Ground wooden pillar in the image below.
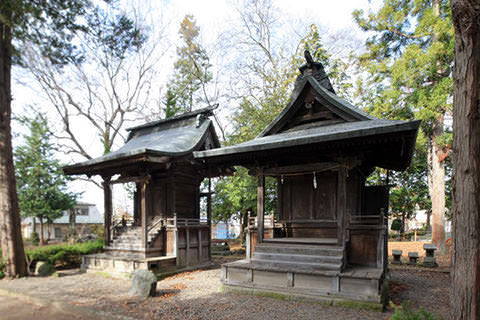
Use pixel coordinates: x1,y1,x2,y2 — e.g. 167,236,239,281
141,181,148,251
133,183,140,226
257,170,265,244
103,177,112,246
336,167,347,247
207,177,212,259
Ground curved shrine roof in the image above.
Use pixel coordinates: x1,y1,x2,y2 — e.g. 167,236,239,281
64,107,220,175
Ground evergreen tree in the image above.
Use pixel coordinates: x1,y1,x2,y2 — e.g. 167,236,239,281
450,0,480,317
0,0,93,277
165,14,211,116
353,0,454,250
0,0,129,276
163,87,181,119
15,115,77,245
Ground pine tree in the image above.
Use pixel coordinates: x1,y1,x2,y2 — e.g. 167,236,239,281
165,15,212,116
353,0,454,250
15,115,77,245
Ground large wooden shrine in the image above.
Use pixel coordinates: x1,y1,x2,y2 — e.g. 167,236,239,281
194,54,420,304
64,107,227,277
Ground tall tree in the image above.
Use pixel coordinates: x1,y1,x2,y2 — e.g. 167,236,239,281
450,0,480,318
0,0,93,277
353,0,454,250
15,115,77,245
22,4,152,161
165,14,212,116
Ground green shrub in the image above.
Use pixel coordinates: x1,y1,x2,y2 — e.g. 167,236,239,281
390,301,439,320
31,232,40,246
0,258,5,279
26,239,104,268
391,219,402,231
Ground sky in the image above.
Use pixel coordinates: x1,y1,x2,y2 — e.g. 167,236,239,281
12,0,381,214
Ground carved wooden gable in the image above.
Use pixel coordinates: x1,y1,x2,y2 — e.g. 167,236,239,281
260,79,373,136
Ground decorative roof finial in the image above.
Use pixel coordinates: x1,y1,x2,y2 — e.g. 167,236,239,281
304,50,314,67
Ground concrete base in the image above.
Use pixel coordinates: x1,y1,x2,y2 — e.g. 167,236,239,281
221,259,385,304
81,253,177,278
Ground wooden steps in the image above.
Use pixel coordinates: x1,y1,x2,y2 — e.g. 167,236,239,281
252,242,343,272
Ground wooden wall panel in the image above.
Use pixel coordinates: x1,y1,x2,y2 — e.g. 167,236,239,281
313,172,337,220
175,182,198,218
291,176,311,220
151,181,167,218
280,172,338,223
348,231,378,267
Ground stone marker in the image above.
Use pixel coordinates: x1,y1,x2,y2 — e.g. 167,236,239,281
408,252,419,265
392,250,403,264
423,243,438,267
35,261,56,277
129,270,157,297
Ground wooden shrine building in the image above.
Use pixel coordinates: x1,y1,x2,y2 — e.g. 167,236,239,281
194,54,420,304
64,107,228,277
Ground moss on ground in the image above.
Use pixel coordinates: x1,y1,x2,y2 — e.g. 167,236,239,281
222,285,383,312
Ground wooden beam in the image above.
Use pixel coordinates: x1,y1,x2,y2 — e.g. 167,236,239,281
263,162,340,176
110,174,151,185
257,170,265,244
103,177,112,246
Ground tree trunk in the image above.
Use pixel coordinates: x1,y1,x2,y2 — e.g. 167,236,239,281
428,0,447,253
430,117,446,252
426,209,432,233
450,1,480,319
39,218,45,245
401,212,406,240
0,11,27,277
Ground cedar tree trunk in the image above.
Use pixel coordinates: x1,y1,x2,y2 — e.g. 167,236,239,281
0,13,27,277
431,116,446,251
430,0,447,252
450,1,480,318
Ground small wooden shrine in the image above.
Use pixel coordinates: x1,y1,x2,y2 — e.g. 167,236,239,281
194,54,420,304
64,107,228,277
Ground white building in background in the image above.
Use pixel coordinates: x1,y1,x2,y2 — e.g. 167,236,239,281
388,209,451,234
22,202,103,241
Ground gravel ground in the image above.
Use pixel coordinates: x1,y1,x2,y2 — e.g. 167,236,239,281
0,255,450,320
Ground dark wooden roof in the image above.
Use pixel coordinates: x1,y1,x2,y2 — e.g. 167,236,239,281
64,107,220,176
194,63,420,171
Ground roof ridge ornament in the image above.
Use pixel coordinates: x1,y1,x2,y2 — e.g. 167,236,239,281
298,50,335,94
304,50,314,67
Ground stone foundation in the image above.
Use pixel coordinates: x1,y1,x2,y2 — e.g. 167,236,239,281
221,259,385,304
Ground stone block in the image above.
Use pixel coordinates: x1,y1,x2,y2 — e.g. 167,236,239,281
129,270,157,297
35,261,56,277
392,250,402,264
408,252,419,265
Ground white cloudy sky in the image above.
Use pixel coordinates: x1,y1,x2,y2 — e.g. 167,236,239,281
12,0,381,213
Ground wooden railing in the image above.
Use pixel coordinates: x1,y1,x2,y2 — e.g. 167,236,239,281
348,209,386,229
155,214,208,229
248,213,275,228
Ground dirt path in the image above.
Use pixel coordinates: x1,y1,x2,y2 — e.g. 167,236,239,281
0,256,449,320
